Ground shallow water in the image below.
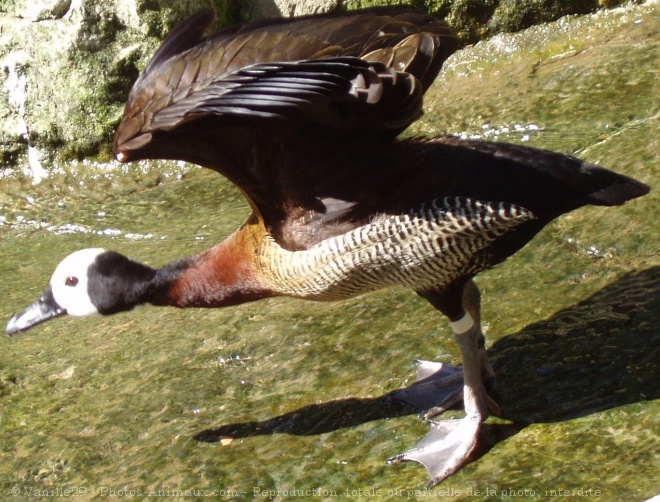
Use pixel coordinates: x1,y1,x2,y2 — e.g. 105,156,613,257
1,3,659,501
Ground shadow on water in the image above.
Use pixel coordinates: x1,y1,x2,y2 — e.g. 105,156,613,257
195,266,659,452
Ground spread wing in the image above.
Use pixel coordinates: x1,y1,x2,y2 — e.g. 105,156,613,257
116,56,414,152
113,7,459,247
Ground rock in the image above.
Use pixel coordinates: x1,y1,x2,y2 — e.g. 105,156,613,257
241,0,339,20
0,0,240,171
8,0,72,22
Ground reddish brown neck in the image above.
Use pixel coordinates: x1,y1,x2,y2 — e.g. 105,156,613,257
154,220,273,309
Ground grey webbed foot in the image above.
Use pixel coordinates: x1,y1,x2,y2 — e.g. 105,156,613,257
386,360,464,417
387,415,482,488
385,357,495,487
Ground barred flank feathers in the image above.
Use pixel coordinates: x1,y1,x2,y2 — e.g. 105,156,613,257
257,197,536,300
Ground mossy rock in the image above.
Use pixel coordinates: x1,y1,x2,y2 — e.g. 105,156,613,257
0,0,240,168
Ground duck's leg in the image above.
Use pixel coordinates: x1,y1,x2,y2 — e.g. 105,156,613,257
388,280,500,487
387,280,497,416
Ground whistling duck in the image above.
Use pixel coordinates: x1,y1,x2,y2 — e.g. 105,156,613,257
7,7,648,487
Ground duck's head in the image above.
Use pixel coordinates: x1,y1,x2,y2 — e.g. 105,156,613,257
6,248,156,335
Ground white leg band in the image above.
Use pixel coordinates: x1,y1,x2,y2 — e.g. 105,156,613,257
449,312,474,334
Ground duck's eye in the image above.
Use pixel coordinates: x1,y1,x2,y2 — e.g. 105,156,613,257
65,276,79,287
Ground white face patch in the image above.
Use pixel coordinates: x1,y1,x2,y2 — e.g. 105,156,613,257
50,248,106,317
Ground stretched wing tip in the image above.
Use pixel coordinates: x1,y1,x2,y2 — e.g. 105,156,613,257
143,8,217,76
115,150,130,163
113,132,153,161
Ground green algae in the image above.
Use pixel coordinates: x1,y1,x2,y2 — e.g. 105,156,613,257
1,3,658,501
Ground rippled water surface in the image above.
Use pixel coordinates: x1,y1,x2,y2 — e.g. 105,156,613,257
1,3,658,501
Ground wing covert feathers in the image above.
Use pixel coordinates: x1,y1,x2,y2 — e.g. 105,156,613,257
114,7,458,159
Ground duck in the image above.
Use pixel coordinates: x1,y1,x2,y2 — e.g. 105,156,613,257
6,6,649,487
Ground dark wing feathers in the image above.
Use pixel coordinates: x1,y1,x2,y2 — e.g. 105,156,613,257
115,7,457,143
141,58,407,132
432,137,651,207
113,7,459,247
115,7,457,153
